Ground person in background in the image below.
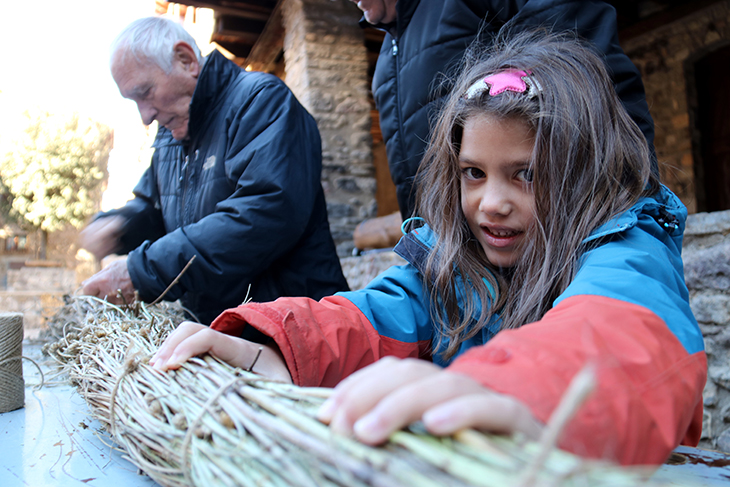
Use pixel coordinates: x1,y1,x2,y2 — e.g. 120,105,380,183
351,0,658,245
80,17,349,326
150,32,706,465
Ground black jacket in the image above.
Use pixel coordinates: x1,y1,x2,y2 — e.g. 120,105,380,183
367,0,657,219
103,50,349,324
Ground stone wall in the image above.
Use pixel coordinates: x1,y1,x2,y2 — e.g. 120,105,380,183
340,249,405,291
281,0,376,256
0,265,76,337
0,291,66,338
6,266,76,292
0,224,87,267
683,209,730,451
622,1,730,213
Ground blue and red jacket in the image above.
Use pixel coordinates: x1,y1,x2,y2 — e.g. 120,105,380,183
212,185,706,465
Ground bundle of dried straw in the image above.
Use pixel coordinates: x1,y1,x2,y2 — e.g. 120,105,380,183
44,295,678,487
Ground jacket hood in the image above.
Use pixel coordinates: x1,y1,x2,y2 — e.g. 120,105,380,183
585,185,686,248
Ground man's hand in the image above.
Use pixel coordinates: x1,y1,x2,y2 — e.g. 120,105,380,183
150,322,292,383
316,356,543,445
79,215,125,261
81,258,136,305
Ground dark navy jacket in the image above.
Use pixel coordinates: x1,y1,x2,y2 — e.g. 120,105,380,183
366,0,657,218
101,50,349,324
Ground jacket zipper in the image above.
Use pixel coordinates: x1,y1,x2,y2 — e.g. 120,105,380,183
180,150,190,225
391,36,407,167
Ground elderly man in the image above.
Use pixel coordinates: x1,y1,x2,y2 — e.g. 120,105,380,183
81,17,349,325
354,0,658,222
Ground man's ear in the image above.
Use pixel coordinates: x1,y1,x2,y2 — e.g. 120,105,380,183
173,41,200,77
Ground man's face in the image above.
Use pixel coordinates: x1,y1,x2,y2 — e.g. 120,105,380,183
351,0,397,25
111,42,199,140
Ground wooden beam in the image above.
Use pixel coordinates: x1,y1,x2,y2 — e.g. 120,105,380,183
212,31,260,45
174,0,275,21
244,0,285,72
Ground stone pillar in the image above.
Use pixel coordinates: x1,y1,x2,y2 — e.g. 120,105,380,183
281,0,375,256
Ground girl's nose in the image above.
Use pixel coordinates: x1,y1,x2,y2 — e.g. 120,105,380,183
478,182,512,216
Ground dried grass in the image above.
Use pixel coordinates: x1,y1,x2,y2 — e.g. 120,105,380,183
44,295,678,487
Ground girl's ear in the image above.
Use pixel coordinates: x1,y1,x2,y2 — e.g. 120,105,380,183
173,41,200,77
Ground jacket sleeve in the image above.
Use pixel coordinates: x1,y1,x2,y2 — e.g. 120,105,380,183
93,162,167,255
447,209,706,465
211,263,433,387
126,78,325,304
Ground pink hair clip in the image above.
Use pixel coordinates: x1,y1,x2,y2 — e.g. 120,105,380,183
464,69,542,99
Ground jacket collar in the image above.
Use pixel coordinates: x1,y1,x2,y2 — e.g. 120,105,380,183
395,0,419,35
187,49,238,142
585,185,686,243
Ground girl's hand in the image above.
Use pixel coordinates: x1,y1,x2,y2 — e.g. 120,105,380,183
149,321,292,383
317,356,542,444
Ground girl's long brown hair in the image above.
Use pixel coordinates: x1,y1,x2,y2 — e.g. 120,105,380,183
415,31,660,361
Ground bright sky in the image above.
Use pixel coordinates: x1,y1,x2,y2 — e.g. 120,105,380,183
0,0,214,210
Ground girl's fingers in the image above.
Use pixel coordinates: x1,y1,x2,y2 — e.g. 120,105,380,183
323,355,403,402
162,328,244,370
150,321,206,368
316,356,399,422
318,357,441,436
319,359,543,445
349,371,488,444
422,392,543,440
157,327,265,372
150,323,293,383
151,322,247,370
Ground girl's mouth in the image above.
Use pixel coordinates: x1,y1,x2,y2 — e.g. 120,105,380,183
481,225,522,248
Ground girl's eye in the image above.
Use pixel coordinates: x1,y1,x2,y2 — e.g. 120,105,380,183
462,167,485,180
516,168,533,183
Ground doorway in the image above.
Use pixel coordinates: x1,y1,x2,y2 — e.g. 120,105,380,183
692,44,730,212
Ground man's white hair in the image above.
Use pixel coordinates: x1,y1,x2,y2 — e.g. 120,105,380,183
110,16,202,72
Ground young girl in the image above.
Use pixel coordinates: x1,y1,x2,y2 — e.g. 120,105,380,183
151,32,706,466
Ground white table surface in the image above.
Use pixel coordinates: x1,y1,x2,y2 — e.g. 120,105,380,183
0,339,159,487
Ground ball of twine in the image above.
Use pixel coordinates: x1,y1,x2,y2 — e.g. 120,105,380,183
0,312,24,413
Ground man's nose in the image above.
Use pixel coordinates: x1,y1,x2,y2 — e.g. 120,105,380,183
137,103,157,126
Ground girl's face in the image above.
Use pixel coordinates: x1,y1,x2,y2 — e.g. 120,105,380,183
459,114,536,268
